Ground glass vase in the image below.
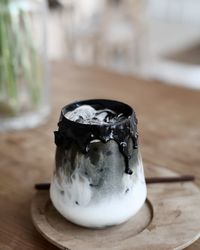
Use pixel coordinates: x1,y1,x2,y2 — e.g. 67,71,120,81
0,0,50,131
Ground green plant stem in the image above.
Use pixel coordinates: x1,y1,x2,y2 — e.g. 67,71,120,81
20,9,43,107
0,1,18,114
0,0,44,117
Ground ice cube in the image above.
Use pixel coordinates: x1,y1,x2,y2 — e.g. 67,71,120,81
65,105,96,123
64,105,123,125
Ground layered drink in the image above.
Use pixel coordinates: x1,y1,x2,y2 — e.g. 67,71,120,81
50,99,147,228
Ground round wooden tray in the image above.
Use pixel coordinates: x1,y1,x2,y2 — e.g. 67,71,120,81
31,166,200,250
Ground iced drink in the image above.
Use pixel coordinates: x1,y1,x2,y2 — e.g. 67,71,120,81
50,99,147,228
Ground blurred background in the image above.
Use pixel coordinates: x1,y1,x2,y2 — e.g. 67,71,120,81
0,0,200,130
48,0,200,88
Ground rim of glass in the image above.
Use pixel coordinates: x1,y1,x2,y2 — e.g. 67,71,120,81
59,99,135,128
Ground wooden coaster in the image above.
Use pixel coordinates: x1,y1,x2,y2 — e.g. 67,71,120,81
31,166,200,250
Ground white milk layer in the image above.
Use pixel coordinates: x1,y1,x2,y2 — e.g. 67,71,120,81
50,165,147,228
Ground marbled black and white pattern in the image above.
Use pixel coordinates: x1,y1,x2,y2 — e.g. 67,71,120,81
50,99,147,228
50,140,146,228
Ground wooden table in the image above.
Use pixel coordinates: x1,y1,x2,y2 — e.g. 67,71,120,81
0,61,200,250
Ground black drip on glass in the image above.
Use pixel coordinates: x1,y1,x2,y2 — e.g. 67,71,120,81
54,99,138,175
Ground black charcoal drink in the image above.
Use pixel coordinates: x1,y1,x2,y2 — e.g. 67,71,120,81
50,99,147,228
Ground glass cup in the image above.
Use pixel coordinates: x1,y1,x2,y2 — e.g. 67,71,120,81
0,0,50,131
50,99,147,228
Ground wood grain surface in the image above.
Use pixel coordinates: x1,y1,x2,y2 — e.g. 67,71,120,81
0,61,200,250
31,166,200,250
